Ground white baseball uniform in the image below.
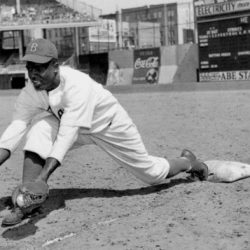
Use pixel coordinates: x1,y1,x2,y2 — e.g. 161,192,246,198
0,66,169,185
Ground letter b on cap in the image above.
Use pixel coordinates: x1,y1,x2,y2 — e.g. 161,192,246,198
30,43,38,52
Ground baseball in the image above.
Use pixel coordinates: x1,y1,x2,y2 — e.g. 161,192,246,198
16,194,25,207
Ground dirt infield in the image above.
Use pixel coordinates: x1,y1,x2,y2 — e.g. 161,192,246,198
0,86,250,250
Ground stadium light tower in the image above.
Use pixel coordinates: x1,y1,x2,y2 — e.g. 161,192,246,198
16,0,24,60
16,0,21,14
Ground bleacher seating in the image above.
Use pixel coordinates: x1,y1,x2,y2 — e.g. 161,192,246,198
0,53,10,65
0,50,23,66
0,0,97,26
0,0,101,78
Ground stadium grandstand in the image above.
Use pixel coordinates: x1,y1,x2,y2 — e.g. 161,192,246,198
0,0,101,89
0,0,100,27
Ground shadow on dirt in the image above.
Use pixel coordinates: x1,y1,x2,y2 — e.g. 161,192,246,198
1,178,193,240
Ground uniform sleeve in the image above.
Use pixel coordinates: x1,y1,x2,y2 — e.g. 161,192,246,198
0,86,44,152
48,125,79,163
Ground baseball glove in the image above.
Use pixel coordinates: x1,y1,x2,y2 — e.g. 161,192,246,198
12,180,49,212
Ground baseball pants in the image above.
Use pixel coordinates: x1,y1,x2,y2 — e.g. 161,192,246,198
24,106,170,185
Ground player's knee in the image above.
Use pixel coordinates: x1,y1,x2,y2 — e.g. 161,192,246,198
140,174,165,185
137,157,169,185
27,115,58,140
132,168,167,185
24,115,59,159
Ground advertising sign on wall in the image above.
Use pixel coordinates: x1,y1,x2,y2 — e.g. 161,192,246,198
133,48,160,84
199,70,250,81
195,0,250,17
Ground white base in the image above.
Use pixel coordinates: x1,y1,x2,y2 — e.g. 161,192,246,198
204,160,250,183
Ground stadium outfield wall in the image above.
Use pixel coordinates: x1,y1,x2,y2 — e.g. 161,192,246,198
106,44,199,85
106,50,134,86
0,44,198,89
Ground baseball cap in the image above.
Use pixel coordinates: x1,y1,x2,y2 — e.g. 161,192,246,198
22,38,58,64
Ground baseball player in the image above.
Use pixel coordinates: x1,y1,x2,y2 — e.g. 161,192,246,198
0,38,208,226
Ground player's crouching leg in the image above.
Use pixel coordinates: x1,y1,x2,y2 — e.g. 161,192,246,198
124,156,170,185
24,114,59,159
2,115,59,227
135,149,208,185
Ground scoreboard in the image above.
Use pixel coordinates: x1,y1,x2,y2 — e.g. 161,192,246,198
195,0,250,81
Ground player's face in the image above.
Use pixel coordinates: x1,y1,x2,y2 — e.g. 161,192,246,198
26,60,59,91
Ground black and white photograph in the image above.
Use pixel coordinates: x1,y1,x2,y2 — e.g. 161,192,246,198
0,0,250,249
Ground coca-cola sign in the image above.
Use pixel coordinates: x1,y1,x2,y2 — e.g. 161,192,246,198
133,48,160,84
134,57,159,70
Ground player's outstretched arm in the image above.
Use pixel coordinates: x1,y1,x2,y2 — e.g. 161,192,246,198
0,148,11,165
36,157,61,182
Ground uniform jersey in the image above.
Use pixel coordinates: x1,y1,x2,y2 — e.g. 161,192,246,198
0,66,119,162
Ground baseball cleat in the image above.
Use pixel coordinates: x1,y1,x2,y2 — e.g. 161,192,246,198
181,149,208,181
2,207,24,227
181,149,197,162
